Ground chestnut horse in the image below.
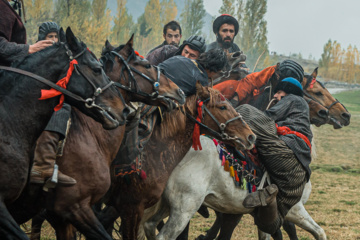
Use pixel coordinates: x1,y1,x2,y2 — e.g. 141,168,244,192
0,27,131,240
102,82,256,240
8,36,185,240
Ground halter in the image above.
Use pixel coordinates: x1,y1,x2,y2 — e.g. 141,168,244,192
0,43,119,112
303,78,347,111
110,51,161,99
186,97,243,143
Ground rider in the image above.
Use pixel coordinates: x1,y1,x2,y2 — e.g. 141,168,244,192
146,35,206,65
237,75,312,234
206,14,241,53
29,22,76,188
146,20,182,56
0,0,54,66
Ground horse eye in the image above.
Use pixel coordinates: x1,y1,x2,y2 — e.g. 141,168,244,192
145,64,151,69
220,106,227,110
93,68,102,74
315,92,323,96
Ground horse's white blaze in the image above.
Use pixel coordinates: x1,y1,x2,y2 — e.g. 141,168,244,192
143,136,326,240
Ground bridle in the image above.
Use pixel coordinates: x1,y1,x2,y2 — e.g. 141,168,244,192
302,78,347,111
109,51,161,99
186,97,243,141
0,43,120,111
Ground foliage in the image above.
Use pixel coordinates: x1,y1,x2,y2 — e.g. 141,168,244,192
110,0,134,47
179,0,206,40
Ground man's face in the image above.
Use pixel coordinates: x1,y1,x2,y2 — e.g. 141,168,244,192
181,45,200,60
45,32,59,43
163,28,181,46
274,90,287,101
217,23,235,49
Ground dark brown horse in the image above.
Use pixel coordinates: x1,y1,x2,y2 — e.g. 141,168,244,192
0,27,131,240
8,36,185,240
103,82,256,240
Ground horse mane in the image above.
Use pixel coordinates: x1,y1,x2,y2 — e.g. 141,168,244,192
154,87,222,139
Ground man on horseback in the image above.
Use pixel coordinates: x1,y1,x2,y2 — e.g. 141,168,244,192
236,62,312,235
146,35,206,65
29,22,76,188
146,20,182,56
206,14,241,53
0,0,54,66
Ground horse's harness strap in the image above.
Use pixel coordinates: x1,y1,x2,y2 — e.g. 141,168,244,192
0,66,87,103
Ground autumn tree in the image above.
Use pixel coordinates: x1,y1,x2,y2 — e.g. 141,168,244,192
111,0,134,46
319,39,333,73
160,0,177,25
219,0,235,16
179,0,206,40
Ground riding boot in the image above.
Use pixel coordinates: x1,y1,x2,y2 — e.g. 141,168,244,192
243,184,278,208
254,198,283,235
30,131,77,186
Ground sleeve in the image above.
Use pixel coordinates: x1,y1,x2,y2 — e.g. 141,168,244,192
264,97,294,122
0,37,29,62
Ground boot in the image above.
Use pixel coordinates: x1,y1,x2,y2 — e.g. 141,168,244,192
243,184,278,208
254,198,283,235
30,131,76,186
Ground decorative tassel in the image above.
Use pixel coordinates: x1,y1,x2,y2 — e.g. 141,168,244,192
192,100,203,151
234,170,239,182
230,166,235,177
213,138,218,146
224,160,230,171
247,182,252,193
242,178,247,190
252,184,256,193
219,149,223,160
221,155,225,166
140,170,147,180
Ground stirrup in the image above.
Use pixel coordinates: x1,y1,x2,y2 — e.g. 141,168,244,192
43,164,59,192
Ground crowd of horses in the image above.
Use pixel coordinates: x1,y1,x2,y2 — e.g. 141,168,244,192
0,27,351,240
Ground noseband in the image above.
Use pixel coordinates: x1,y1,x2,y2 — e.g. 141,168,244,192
110,51,161,99
186,98,243,141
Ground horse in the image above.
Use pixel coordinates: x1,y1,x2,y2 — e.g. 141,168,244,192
98,81,256,240
143,69,349,240
8,35,185,240
0,27,132,240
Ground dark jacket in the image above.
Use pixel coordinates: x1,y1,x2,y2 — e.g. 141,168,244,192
206,41,240,53
265,94,313,176
146,45,178,66
146,41,168,56
0,0,29,66
158,56,208,96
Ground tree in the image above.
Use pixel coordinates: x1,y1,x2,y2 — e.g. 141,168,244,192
161,0,178,25
179,0,206,40
319,39,333,73
111,0,134,46
219,0,235,16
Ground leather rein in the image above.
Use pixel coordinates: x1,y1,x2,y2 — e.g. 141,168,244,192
185,98,243,141
0,43,116,111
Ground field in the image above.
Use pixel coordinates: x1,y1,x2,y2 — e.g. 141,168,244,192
22,90,360,239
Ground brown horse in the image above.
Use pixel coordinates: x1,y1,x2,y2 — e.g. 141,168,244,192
9,36,185,240
104,82,256,240
0,27,131,240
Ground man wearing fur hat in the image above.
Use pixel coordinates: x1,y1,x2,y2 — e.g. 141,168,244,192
206,14,241,53
236,76,312,235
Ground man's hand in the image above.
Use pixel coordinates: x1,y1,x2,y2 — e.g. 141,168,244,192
28,40,54,54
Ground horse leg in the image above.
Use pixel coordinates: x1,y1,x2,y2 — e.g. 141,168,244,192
285,202,327,240
96,205,120,236
0,200,29,239
257,228,271,240
30,209,47,240
282,220,299,240
144,200,169,240
196,211,223,240
118,204,145,240
216,213,243,240
270,228,283,240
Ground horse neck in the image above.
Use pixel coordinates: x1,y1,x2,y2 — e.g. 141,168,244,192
0,46,70,146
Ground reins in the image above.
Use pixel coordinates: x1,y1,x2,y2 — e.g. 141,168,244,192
0,43,117,111
109,51,161,99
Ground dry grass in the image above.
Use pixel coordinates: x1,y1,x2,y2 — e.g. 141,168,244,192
22,90,360,239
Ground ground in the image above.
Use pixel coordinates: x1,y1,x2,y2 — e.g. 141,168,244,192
22,90,360,240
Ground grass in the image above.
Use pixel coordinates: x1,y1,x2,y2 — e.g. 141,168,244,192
23,90,360,239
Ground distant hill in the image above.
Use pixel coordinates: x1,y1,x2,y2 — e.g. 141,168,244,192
106,0,215,43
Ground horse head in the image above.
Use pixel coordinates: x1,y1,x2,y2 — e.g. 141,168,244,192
302,68,351,129
60,27,130,129
304,95,329,127
194,81,256,150
100,35,185,111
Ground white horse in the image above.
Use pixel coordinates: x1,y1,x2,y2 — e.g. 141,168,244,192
143,136,327,240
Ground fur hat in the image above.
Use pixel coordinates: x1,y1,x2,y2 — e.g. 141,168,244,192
38,22,59,41
213,14,239,36
274,77,303,97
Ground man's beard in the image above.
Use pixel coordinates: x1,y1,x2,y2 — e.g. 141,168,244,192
169,41,179,47
217,35,233,49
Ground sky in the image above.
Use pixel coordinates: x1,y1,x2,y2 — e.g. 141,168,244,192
203,0,360,60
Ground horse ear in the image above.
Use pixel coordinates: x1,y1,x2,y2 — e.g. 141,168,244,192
121,33,135,57
311,67,318,79
66,27,79,52
126,34,134,48
196,81,209,100
59,27,66,43
105,40,114,51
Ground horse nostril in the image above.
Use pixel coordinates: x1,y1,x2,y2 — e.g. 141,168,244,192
122,106,130,118
247,134,256,144
318,109,329,118
341,112,351,121
232,51,241,58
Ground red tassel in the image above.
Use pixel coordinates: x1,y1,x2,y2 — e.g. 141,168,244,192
221,155,225,166
252,184,256,192
192,100,204,151
234,170,239,182
140,170,147,180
